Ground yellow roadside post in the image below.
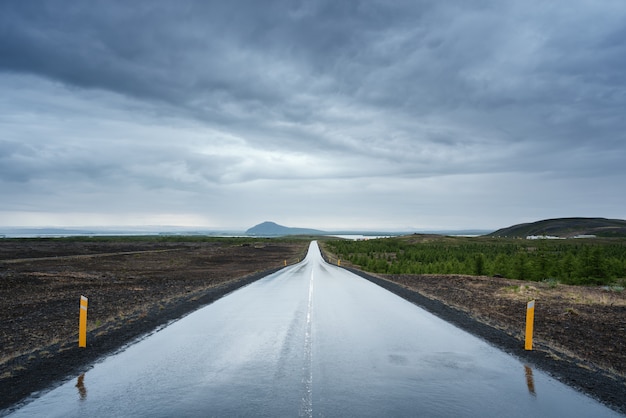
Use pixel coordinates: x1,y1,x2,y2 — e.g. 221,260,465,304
525,300,535,350
284,259,287,266
79,295,88,348
338,259,341,266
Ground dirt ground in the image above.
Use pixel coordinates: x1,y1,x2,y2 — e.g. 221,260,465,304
0,238,308,411
2,238,626,414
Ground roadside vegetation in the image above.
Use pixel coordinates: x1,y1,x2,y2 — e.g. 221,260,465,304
324,235,626,286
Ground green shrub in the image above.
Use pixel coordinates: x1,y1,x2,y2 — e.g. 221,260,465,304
325,235,626,286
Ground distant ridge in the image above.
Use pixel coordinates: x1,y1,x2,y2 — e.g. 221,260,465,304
488,217,626,238
246,221,326,236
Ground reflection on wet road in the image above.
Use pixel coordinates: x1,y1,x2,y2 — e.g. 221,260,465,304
5,241,623,417
75,374,87,401
525,365,536,396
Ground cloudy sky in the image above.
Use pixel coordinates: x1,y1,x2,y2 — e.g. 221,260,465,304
1,1,625,231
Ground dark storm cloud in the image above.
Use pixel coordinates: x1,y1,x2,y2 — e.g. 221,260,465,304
0,2,476,125
3,1,625,154
1,0,625,228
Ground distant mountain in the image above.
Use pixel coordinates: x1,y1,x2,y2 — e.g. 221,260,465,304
246,221,326,236
488,217,626,238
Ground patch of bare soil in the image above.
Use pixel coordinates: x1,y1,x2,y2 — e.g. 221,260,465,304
340,266,626,415
0,239,308,411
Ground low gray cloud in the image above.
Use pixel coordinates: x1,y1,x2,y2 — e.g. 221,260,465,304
1,0,625,229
